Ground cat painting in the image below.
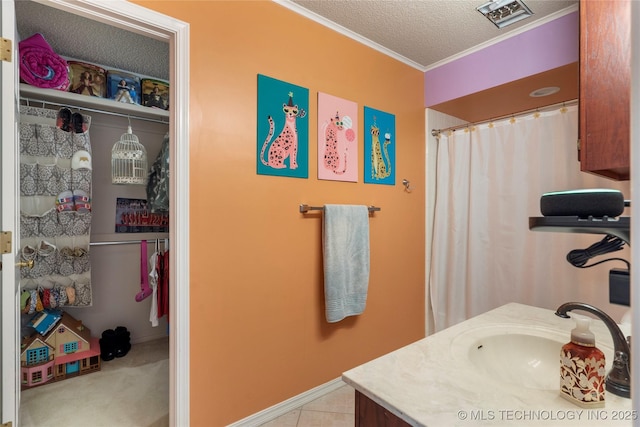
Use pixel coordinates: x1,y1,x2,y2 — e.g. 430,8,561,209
257,74,309,178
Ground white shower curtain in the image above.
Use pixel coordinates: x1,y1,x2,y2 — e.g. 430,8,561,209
429,105,630,332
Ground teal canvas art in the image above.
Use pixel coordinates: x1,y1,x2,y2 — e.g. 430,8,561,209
364,106,395,185
257,74,309,178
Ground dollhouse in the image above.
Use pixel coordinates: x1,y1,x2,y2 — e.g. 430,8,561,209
20,310,101,389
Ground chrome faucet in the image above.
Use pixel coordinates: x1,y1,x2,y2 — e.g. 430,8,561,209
555,302,631,398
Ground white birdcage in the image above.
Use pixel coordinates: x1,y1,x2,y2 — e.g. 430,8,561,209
111,125,148,185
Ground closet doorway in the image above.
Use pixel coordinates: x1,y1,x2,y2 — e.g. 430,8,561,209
2,1,190,426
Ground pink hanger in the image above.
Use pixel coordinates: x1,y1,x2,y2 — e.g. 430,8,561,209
135,240,153,302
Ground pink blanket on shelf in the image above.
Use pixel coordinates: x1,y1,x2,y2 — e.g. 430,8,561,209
19,33,69,90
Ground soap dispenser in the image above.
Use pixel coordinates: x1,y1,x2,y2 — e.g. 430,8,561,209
560,313,606,407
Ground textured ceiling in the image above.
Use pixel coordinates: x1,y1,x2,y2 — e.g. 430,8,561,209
289,0,578,70
287,0,580,122
15,1,577,81
15,1,169,81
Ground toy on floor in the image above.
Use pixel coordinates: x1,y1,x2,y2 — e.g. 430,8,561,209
21,310,101,389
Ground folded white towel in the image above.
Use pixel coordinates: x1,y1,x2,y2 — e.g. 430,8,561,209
323,204,370,323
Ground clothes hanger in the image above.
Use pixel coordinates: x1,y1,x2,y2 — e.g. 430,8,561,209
135,240,153,302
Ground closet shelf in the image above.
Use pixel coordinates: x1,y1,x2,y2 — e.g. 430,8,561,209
20,84,170,121
528,216,630,244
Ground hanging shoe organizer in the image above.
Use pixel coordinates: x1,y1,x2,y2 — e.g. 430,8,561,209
19,105,93,311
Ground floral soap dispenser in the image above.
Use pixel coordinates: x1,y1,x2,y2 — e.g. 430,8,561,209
560,313,606,407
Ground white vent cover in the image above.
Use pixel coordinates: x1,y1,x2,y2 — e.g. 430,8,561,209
111,125,148,185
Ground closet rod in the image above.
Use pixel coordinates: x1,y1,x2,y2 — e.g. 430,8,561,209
90,240,167,247
20,96,169,125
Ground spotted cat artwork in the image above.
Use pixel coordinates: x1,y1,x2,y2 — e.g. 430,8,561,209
256,74,309,178
260,92,306,170
316,92,358,182
370,123,391,179
364,106,395,185
322,112,348,175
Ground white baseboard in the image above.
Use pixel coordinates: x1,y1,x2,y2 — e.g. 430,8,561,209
227,377,346,427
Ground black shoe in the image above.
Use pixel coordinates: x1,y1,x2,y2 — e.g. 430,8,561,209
99,329,116,361
71,112,86,133
56,108,72,132
114,326,131,358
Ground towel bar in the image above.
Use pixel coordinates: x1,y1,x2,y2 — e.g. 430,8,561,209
299,204,381,213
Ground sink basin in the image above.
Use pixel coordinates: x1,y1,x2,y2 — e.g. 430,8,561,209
450,324,613,390
468,333,562,389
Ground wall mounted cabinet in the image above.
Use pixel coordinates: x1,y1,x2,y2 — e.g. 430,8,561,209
578,0,630,180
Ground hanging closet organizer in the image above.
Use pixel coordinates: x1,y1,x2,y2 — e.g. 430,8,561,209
18,105,94,308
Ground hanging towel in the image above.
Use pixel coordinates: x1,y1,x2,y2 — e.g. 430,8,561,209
323,204,370,323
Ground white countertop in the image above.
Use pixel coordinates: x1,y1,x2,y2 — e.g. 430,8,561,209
342,303,634,426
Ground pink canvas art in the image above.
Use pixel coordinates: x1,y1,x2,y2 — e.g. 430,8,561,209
317,92,358,182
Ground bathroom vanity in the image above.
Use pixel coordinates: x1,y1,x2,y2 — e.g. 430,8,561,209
342,303,633,426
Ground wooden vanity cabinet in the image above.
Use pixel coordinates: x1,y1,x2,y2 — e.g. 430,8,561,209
355,390,412,427
578,0,630,180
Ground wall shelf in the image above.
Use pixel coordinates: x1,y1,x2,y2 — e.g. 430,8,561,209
529,216,630,244
20,84,169,122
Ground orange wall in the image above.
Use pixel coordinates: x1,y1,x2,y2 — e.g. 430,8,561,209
132,1,426,425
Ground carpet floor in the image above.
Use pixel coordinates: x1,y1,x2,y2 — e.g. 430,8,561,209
20,337,169,427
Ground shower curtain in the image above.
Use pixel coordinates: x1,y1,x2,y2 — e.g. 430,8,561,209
429,105,630,332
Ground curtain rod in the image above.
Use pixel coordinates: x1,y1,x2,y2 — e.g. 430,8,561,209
20,96,170,125
431,99,578,137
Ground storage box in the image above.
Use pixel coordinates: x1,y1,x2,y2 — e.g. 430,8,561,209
141,78,169,110
67,61,107,98
107,70,141,105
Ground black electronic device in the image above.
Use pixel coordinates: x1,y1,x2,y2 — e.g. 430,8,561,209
540,189,624,218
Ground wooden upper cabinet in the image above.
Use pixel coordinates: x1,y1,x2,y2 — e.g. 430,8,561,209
579,0,631,180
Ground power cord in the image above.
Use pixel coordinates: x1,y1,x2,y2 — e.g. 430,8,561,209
566,234,630,270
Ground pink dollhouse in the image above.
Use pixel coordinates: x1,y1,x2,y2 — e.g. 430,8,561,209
20,311,101,389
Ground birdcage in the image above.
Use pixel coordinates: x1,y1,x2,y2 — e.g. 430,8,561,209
111,125,148,185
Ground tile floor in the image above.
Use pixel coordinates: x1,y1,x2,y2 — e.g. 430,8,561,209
259,383,355,427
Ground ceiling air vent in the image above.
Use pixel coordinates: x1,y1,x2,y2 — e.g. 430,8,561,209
477,0,534,29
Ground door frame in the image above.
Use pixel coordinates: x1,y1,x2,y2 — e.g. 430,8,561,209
1,0,20,424
25,1,190,425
